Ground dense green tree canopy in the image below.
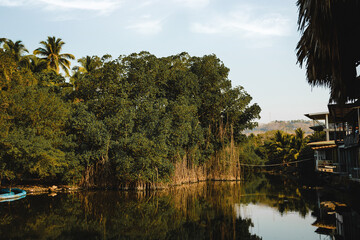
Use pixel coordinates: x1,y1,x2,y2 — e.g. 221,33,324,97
0,39,261,187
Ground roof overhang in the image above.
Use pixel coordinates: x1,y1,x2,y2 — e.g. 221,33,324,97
304,112,329,121
308,140,337,149
328,100,360,122
309,125,325,131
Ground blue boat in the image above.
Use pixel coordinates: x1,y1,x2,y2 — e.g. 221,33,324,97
0,188,27,203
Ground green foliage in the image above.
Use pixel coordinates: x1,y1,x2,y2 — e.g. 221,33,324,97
35,70,66,87
0,41,261,186
34,36,75,76
26,55,48,74
0,86,71,180
1,39,29,64
243,128,310,168
73,55,102,74
239,134,267,165
0,49,37,91
263,128,308,165
307,130,326,142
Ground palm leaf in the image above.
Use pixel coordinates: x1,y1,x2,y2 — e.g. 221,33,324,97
34,36,75,76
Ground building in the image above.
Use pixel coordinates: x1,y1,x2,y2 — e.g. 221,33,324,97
305,101,360,180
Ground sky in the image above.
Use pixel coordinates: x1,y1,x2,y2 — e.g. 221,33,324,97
0,0,330,123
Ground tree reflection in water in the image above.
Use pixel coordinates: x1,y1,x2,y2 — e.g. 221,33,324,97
0,174,356,239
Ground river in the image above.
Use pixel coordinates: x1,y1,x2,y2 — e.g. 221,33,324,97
0,174,359,239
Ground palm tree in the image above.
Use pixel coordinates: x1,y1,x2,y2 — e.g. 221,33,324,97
34,36,75,76
73,55,102,74
296,0,360,104
266,129,307,165
1,39,29,62
266,131,291,165
27,55,48,74
71,55,102,86
292,128,306,150
0,38,6,48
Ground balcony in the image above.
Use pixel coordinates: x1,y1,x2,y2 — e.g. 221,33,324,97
344,133,359,147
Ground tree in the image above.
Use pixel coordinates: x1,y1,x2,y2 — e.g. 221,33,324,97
27,55,47,74
1,47,261,187
0,86,71,181
0,38,5,47
73,55,102,74
1,39,29,67
0,49,37,91
264,129,307,165
296,0,360,104
71,55,103,87
34,36,75,76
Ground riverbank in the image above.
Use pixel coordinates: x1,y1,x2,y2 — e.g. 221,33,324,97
5,166,360,196
8,185,82,195
8,178,240,194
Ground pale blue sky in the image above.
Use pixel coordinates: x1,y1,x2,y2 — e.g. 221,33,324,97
0,0,330,123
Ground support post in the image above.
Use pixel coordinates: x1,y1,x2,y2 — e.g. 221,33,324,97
325,114,330,141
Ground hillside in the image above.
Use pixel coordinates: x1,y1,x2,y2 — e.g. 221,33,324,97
245,120,314,135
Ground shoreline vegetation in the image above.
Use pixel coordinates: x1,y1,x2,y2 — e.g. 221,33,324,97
1,36,317,190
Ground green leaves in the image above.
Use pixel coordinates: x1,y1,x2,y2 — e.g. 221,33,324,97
264,128,308,165
1,39,28,63
34,36,75,76
69,52,261,185
0,86,70,180
0,49,260,186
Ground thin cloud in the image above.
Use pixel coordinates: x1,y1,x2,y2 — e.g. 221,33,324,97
137,0,158,8
0,0,122,14
191,9,290,38
0,0,25,7
127,16,163,35
173,0,209,8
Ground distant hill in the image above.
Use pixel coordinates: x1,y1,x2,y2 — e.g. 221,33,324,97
245,120,314,135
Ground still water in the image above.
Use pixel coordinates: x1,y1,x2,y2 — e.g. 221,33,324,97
0,174,359,239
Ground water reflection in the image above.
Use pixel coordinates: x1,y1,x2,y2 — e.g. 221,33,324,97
0,174,359,239
312,188,360,240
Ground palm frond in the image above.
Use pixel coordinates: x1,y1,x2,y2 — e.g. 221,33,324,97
296,0,360,103
34,36,74,75
60,53,75,60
